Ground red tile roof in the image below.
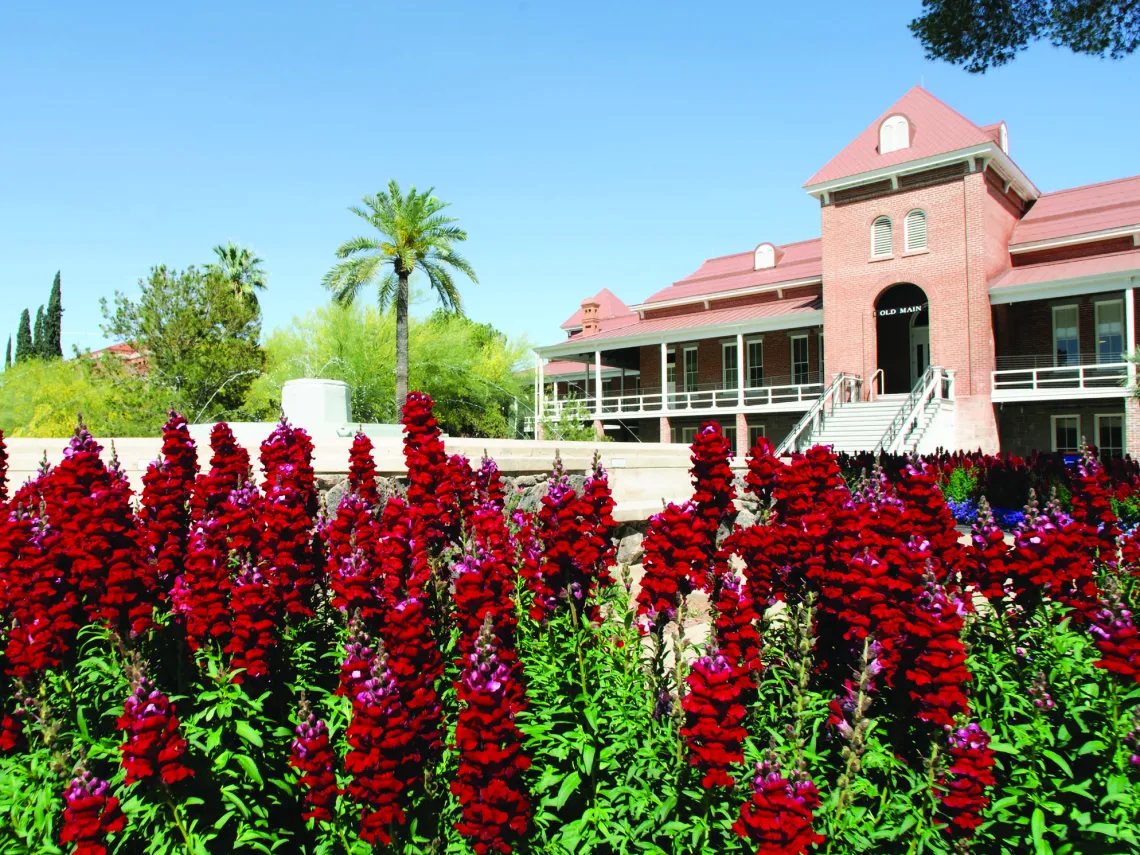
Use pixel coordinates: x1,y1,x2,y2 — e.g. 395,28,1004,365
990,247,1140,290
559,288,633,330
540,360,638,377
1009,174,1140,247
640,238,822,305
557,293,822,348
805,87,998,187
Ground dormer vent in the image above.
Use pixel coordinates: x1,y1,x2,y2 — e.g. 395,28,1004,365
754,242,782,270
879,115,910,154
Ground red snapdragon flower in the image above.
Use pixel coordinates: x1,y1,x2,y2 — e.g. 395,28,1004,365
225,562,278,681
402,392,464,551
636,501,706,630
348,430,380,504
344,642,419,845
0,428,7,503
1090,583,1140,683
689,422,736,548
936,722,996,836
60,769,126,855
744,435,784,508
902,568,971,727
452,617,531,855
117,664,193,786
453,503,518,660
291,697,340,824
172,520,232,652
713,569,763,674
382,596,444,761
258,478,318,619
894,458,962,571
959,498,1008,602
1069,444,1122,567
733,756,825,855
191,423,251,523
373,497,432,602
260,418,317,513
475,454,507,512
681,648,751,788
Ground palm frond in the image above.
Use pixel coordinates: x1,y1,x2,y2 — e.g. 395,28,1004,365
322,255,383,305
335,235,386,259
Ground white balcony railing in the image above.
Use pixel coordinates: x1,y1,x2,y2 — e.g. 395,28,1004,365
991,361,1130,402
540,380,823,422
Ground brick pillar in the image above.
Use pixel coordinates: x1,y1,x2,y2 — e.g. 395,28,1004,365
660,416,671,444
735,412,749,459
1126,397,1140,458
593,419,605,440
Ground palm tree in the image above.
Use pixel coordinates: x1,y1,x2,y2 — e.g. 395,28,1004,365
208,242,268,306
322,180,477,415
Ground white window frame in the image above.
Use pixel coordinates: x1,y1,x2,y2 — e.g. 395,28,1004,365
683,346,698,391
904,209,928,251
1094,299,1124,364
1050,414,1081,453
677,425,699,445
722,340,739,390
1095,414,1124,458
791,334,810,385
746,337,764,388
721,422,737,448
748,424,766,449
871,216,893,258
1051,304,1080,367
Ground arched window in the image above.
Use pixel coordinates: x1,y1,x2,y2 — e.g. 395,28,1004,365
879,115,910,154
754,243,776,270
904,210,928,251
871,216,893,257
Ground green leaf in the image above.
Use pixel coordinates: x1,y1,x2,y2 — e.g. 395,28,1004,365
1042,750,1072,777
1032,808,1052,855
234,754,264,787
549,771,582,810
234,720,264,748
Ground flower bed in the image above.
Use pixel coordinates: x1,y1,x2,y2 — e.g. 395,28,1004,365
0,407,1138,854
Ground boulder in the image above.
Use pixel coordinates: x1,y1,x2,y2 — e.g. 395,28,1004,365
616,531,645,565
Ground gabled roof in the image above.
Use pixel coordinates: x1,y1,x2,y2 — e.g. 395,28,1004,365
1009,174,1140,248
990,247,1140,292
805,87,999,188
559,288,633,330
638,238,823,306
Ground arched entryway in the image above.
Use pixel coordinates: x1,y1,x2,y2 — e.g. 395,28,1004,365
875,283,929,394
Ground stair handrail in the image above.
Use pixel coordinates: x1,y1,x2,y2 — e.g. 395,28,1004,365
873,366,946,456
775,372,861,456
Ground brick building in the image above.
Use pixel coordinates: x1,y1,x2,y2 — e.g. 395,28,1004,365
532,88,1140,459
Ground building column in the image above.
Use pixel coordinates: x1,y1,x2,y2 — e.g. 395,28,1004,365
660,342,668,408
594,349,603,419
1126,282,1140,457
534,355,544,440
1126,280,1136,385
660,416,671,444
736,332,745,407
735,411,749,459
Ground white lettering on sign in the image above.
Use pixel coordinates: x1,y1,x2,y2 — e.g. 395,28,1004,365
877,303,927,317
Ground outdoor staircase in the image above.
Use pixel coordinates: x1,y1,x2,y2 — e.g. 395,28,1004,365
776,367,957,455
811,395,906,453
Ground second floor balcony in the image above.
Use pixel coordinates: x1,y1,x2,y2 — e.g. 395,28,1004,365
540,372,824,421
991,354,1131,402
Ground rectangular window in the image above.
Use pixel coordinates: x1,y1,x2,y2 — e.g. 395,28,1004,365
721,423,737,448
1096,414,1123,458
666,351,676,394
722,342,739,390
791,335,810,385
675,425,699,445
1095,300,1123,363
684,346,698,391
1052,415,1080,454
1052,305,1080,367
747,339,764,387
748,424,766,449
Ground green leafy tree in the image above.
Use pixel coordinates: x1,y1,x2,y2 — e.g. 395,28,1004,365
4,336,10,370
322,181,477,414
207,242,268,306
45,271,63,358
14,309,32,362
32,305,46,358
101,265,265,420
247,300,527,436
911,0,1140,73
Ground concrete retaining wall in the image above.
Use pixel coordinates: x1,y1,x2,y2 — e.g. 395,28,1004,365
4,431,699,521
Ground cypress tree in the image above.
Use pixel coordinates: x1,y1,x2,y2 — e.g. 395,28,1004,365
46,271,63,358
32,305,46,358
4,335,10,370
15,309,32,362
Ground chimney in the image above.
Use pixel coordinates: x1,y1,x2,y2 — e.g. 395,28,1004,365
581,299,601,335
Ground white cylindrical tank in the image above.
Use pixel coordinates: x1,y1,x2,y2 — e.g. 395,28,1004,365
281,379,352,433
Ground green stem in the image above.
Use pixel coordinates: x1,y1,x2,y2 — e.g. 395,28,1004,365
165,794,195,855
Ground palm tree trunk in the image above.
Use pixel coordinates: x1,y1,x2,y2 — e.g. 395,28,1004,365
395,271,410,418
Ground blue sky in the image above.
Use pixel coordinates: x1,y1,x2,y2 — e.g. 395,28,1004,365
2,1,1138,357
